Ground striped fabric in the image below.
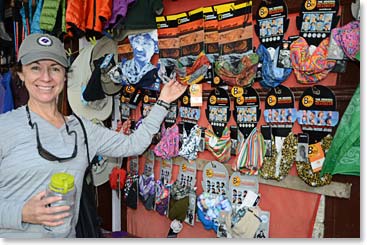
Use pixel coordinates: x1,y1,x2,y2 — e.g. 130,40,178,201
205,125,231,163
236,127,265,175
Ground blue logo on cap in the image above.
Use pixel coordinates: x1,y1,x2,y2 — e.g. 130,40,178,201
37,36,53,46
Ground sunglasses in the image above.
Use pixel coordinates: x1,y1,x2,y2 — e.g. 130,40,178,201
26,105,78,162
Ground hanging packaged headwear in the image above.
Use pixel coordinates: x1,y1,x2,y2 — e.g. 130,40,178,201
116,30,160,90
256,44,292,88
259,132,298,181
139,174,156,210
178,124,202,161
290,37,336,84
175,52,211,85
205,125,231,163
331,20,360,61
155,179,170,216
295,135,333,187
236,127,266,175
157,59,177,84
153,123,180,160
214,53,259,87
123,173,139,209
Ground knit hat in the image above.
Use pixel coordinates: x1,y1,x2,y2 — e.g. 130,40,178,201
18,33,68,67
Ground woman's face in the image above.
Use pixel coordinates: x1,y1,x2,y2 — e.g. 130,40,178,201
18,60,66,105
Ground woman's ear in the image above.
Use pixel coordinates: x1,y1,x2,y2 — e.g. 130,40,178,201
17,71,24,82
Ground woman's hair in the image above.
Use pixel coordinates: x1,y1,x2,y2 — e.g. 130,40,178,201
16,61,70,73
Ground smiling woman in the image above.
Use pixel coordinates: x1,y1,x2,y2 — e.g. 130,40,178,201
0,32,187,238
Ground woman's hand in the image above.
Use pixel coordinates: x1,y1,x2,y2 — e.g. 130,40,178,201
158,80,187,103
22,191,71,227
116,119,132,135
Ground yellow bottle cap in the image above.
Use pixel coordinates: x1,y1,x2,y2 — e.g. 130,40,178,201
49,173,75,194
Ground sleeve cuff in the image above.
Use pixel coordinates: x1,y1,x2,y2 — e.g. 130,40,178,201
0,200,28,230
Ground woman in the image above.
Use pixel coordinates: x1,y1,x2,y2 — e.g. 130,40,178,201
0,33,186,238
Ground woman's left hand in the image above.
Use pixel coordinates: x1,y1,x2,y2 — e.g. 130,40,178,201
158,80,187,103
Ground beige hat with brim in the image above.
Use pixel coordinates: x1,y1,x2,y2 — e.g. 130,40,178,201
92,156,120,187
67,42,113,121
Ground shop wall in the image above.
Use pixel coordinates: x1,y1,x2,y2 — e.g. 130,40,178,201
94,0,360,238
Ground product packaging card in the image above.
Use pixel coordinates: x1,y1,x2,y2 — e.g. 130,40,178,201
177,8,204,58
156,14,180,60
129,155,139,175
202,161,229,197
255,210,271,238
216,1,253,56
158,158,173,185
143,150,155,177
177,160,197,189
229,172,260,211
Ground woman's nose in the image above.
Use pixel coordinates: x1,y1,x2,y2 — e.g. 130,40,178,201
39,68,52,81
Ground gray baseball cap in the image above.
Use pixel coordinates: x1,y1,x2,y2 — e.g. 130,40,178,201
18,33,69,67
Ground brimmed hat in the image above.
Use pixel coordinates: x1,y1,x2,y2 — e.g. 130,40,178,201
67,40,113,121
91,36,122,95
18,33,68,67
92,156,119,186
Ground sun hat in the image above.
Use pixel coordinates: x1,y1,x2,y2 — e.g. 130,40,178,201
67,41,113,121
92,156,119,186
18,33,68,67
90,36,122,95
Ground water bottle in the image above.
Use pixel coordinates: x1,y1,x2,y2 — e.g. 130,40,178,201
44,172,76,235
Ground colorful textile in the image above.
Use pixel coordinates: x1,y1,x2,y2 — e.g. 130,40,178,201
178,124,202,161
214,53,259,87
295,135,333,187
290,37,336,84
154,123,180,159
139,174,156,210
332,20,360,61
154,180,170,216
321,85,360,176
260,132,297,181
236,127,265,175
176,52,211,85
197,192,232,231
205,125,231,163
256,44,292,88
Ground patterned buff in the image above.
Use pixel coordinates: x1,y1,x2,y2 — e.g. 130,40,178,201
178,124,202,161
295,135,333,187
236,127,265,175
120,59,156,85
256,44,292,88
259,132,297,181
157,59,177,84
332,20,360,61
321,85,360,176
139,174,156,210
154,180,170,216
154,123,180,160
205,125,232,163
175,52,211,85
196,192,232,231
290,37,336,84
214,53,259,87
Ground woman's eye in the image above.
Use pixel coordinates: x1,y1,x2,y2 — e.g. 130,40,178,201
30,66,41,71
51,67,61,72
